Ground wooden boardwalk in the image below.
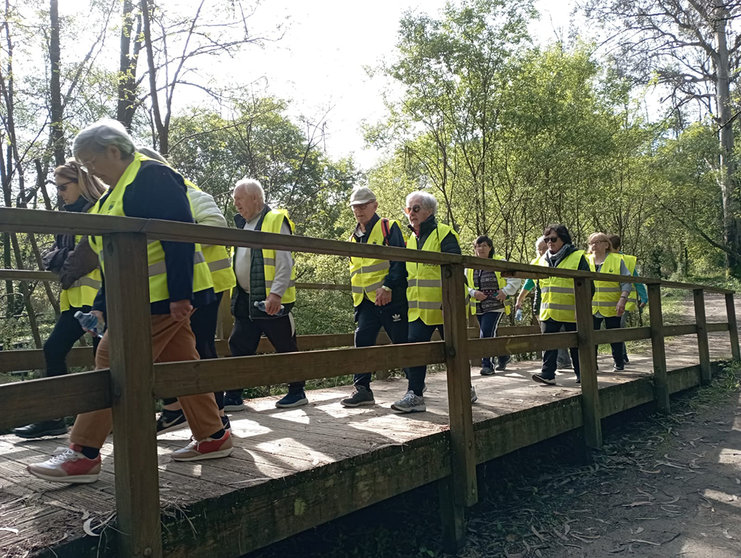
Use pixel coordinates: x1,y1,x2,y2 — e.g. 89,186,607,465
0,323,733,558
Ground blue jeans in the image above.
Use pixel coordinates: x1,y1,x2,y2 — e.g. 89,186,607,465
406,318,443,396
353,298,408,387
476,311,506,369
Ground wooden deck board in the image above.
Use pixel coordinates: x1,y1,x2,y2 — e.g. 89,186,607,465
0,325,734,558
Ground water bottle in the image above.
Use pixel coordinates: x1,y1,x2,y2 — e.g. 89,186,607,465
74,310,103,338
515,308,524,322
254,300,288,316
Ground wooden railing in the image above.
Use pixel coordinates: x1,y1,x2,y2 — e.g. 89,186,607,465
0,206,739,557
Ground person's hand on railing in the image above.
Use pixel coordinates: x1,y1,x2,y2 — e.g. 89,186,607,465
170,299,193,321
264,293,283,315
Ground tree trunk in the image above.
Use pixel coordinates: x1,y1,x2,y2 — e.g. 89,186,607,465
117,0,142,129
140,0,166,153
49,0,65,166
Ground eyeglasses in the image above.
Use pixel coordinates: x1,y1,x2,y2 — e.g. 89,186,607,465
404,205,422,215
56,181,75,192
78,155,97,172
544,236,560,243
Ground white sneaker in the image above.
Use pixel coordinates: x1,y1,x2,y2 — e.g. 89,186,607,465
391,390,426,413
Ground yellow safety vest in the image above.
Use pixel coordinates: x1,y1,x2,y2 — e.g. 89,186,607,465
620,253,639,312
466,255,510,315
88,153,213,303
407,223,459,326
185,181,236,294
259,209,297,304
349,218,398,306
587,252,624,317
537,249,585,323
60,234,101,311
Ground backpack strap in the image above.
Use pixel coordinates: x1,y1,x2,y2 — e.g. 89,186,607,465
381,218,391,246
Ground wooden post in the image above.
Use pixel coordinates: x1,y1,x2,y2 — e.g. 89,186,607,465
648,283,670,412
216,288,233,352
103,232,162,558
574,277,602,450
439,263,477,552
693,289,711,384
725,292,740,361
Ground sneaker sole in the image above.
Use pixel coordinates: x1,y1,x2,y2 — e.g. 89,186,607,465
341,399,376,408
14,428,68,439
157,420,189,436
479,370,495,376
171,447,233,462
275,398,308,409
27,469,99,484
223,404,245,412
532,374,557,386
390,404,426,413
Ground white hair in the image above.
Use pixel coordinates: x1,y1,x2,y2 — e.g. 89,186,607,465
73,118,136,158
233,177,265,204
406,190,437,214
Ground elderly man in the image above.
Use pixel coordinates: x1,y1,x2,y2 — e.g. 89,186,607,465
342,187,408,407
28,119,231,484
391,191,466,413
225,178,306,409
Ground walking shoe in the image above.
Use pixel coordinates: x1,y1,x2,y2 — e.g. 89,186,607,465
223,393,245,412
480,366,495,376
391,390,426,413
156,409,188,435
341,385,375,407
624,355,630,364
532,374,557,386
612,364,624,372
13,419,68,439
575,376,581,384
471,386,478,403
171,430,233,462
221,415,231,432
495,355,511,371
27,445,101,483
275,391,308,408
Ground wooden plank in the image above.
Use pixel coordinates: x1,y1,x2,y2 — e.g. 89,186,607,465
468,332,579,359
103,232,162,558
706,322,730,333
693,289,711,385
0,269,55,280
725,293,741,360
648,283,669,412
659,279,733,294
215,288,233,348
574,277,602,450
440,263,477,552
0,370,111,430
663,324,698,337
153,342,447,398
593,326,652,344
0,345,94,373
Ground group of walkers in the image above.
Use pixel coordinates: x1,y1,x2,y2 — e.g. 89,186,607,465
11,117,646,484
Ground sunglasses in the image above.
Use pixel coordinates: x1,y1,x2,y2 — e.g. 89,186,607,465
56,181,75,192
544,236,560,243
404,205,422,215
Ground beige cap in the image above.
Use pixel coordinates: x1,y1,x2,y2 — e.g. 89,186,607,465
349,187,376,206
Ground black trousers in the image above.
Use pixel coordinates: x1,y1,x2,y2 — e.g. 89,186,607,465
353,298,408,387
540,319,579,380
593,315,624,368
44,307,99,377
227,312,303,397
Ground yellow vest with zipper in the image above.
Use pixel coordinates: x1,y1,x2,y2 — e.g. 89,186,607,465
88,153,213,302
60,233,101,311
620,253,639,312
407,223,458,326
259,209,297,304
587,252,624,317
537,249,585,323
349,218,398,306
466,255,510,316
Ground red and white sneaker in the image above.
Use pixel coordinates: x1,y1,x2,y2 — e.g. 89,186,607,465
171,430,233,462
27,445,101,484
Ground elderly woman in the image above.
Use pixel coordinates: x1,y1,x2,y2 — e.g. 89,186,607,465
28,119,231,484
467,235,521,375
532,224,591,386
13,160,106,439
391,190,465,413
586,232,632,372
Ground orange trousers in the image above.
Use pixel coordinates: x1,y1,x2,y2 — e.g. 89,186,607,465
70,314,222,448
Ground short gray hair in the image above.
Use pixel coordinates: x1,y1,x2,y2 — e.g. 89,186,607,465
73,119,136,158
535,235,546,252
406,190,437,214
233,177,265,204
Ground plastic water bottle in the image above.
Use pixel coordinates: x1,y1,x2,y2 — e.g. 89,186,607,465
254,300,288,317
515,308,524,322
74,310,103,338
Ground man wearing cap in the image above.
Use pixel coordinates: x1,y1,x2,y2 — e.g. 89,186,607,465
342,187,408,407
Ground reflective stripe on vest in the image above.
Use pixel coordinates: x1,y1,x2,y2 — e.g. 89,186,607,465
621,253,639,312
587,252,624,317
259,209,297,304
88,153,213,303
537,250,584,323
406,223,459,326
348,218,399,306
466,255,510,316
